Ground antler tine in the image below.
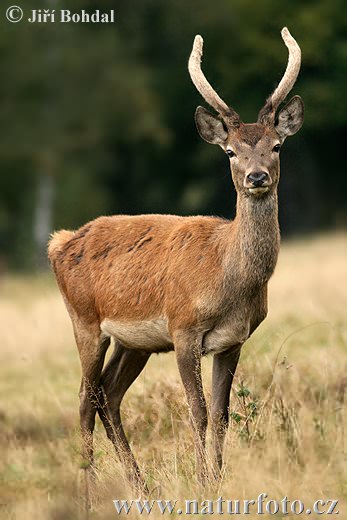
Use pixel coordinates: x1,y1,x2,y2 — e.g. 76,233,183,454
258,27,301,123
188,35,240,123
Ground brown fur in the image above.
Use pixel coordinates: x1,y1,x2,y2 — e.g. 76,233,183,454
48,229,74,258
236,123,266,147
49,208,277,334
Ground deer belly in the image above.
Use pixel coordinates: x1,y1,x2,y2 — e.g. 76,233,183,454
101,318,173,351
203,321,250,354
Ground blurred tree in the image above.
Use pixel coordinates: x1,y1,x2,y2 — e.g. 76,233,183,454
0,0,169,268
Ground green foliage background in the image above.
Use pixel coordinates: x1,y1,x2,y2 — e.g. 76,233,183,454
0,0,346,269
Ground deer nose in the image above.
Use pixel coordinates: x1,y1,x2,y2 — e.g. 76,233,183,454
247,171,268,187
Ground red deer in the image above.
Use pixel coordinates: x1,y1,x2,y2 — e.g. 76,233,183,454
48,27,304,488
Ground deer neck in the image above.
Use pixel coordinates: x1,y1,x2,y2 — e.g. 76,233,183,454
231,190,280,285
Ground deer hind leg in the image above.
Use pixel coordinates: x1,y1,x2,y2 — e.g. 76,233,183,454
211,345,241,475
97,342,150,490
174,331,208,484
73,321,111,469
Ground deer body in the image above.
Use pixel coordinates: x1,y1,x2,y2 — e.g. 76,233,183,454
51,189,278,354
49,28,303,489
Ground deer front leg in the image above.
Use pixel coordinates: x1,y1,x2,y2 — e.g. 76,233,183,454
174,331,208,484
211,345,241,475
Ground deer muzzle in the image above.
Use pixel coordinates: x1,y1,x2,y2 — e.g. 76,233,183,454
245,171,271,195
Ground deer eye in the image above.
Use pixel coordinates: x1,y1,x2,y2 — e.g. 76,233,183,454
226,149,236,158
273,144,281,153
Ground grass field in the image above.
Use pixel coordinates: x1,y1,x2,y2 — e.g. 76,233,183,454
0,233,346,519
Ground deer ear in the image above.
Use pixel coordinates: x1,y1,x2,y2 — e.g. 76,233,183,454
275,95,304,141
195,106,228,145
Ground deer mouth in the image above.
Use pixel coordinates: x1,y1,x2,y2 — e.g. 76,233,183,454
248,186,270,195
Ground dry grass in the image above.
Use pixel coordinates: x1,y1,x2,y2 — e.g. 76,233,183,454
0,233,346,519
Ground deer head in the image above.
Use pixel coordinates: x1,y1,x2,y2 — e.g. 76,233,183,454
189,28,304,197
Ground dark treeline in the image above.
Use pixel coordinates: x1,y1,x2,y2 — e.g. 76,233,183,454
0,0,346,269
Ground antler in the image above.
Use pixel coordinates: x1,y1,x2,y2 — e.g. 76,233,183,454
188,35,240,125
258,27,301,123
